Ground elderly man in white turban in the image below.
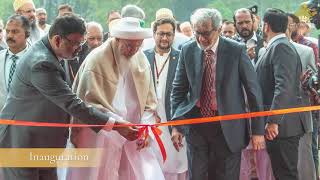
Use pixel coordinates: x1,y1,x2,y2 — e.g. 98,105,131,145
13,0,44,44
66,17,165,180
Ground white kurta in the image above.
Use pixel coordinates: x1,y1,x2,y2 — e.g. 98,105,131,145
153,51,188,180
65,68,164,180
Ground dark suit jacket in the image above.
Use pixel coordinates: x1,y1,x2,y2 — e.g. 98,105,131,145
256,36,307,138
170,37,265,153
0,36,111,148
144,48,180,120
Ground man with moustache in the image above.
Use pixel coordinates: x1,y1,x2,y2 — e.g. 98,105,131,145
171,8,265,180
0,15,30,110
234,8,264,64
36,8,51,33
144,17,188,179
13,0,44,44
0,14,138,180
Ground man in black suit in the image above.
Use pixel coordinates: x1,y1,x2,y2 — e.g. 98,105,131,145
256,8,308,180
233,8,264,64
0,14,138,180
170,8,265,180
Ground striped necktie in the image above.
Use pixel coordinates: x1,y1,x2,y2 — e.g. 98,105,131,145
7,55,18,91
200,49,217,117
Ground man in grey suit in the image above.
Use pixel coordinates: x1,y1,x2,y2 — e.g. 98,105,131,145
256,9,308,180
0,15,138,180
0,15,30,110
286,13,317,180
170,8,265,180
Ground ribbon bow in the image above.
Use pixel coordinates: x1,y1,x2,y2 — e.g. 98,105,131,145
138,125,167,162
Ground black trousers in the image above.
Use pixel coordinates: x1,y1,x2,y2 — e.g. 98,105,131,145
186,120,241,180
267,135,301,180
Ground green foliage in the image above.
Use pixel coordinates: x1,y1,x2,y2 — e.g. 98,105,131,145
207,0,234,20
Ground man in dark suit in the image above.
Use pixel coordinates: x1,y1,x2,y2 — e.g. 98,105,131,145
256,8,308,180
170,8,265,180
0,15,138,180
233,8,264,64
144,17,188,178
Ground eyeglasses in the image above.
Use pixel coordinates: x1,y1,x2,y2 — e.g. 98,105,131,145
63,36,86,48
156,32,174,38
193,28,216,38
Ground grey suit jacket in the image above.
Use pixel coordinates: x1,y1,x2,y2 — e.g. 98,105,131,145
292,42,317,72
292,42,316,133
256,36,307,138
144,48,180,120
0,49,7,110
170,37,265,153
0,36,112,148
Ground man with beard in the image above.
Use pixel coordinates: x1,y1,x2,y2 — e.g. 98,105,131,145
0,14,138,180
13,0,44,44
36,8,51,33
256,8,308,180
170,8,265,180
0,15,30,109
234,8,264,64
67,17,164,180
291,14,319,65
144,17,188,180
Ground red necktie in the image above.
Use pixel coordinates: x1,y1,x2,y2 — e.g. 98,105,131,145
200,49,217,117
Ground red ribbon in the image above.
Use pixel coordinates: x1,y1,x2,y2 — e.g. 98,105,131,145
2,105,320,162
137,125,166,162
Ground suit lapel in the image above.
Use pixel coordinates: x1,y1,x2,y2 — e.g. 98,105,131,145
165,50,178,98
216,38,226,90
194,45,204,90
146,50,156,89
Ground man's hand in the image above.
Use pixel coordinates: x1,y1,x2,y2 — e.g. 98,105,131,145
247,46,256,60
251,135,265,150
136,136,150,150
171,127,184,152
265,123,279,140
112,120,139,141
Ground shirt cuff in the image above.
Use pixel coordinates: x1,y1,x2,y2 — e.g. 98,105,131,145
104,117,115,131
